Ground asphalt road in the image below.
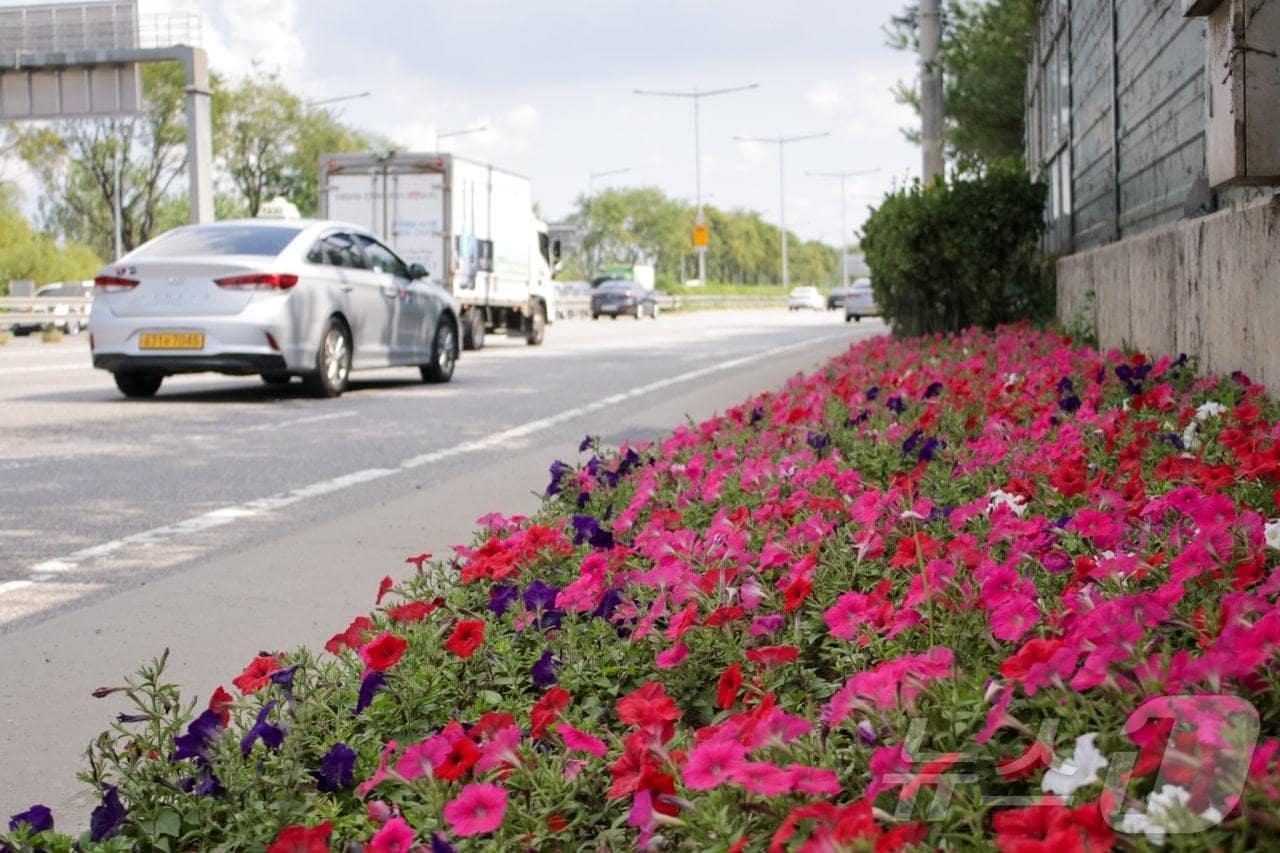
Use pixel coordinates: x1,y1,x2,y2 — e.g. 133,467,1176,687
0,309,885,826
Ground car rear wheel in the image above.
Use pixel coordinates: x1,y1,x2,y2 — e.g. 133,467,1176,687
114,371,163,398
525,302,546,346
304,318,351,397
421,318,457,383
261,372,291,385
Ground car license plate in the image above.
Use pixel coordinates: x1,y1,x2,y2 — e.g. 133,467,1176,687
139,332,204,350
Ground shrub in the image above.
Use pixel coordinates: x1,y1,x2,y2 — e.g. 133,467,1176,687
860,166,1052,337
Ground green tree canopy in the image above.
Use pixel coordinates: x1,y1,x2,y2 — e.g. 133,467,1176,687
887,0,1038,170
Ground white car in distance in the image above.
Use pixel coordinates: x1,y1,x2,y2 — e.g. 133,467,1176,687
89,220,461,398
787,286,825,311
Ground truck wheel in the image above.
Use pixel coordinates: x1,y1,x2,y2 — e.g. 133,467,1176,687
462,310,485,351
421,318,457,383
303,318,351,397
114,371,163,398
526,302,546,346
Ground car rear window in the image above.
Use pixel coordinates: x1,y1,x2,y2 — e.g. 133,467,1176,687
597,281,634,293
131,225,304,258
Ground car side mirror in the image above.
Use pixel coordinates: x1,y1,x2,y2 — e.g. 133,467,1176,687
408,263,429,280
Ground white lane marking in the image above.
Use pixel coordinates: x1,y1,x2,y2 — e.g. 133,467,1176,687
0,363,91,376
241,411,359,432
7,332,852,594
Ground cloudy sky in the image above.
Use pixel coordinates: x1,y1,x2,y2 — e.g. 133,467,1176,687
26,0,925,248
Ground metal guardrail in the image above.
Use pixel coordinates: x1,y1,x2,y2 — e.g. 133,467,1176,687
0,296,92,329
553,292,787,320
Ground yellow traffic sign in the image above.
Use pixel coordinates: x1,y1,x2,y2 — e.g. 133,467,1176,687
692,224,709,248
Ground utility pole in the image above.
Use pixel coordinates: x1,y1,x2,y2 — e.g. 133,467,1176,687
807,167,880,287
920,0,945,183
734,132,829,288
635,83,758,284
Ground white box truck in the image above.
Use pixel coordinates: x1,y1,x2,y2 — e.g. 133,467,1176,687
320,153,556,349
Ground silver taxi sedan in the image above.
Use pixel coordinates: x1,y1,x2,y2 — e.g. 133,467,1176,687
89,220,460,398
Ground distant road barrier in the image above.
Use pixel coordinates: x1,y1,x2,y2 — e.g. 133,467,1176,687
553,292,787,320
0,295,92,330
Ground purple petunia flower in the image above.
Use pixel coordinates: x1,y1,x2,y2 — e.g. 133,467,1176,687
8,804,52,834
314,742,357,793
806,431,831,452
89,786,126,842
901,429,923,456
918,436,942,462
194,767,225,798
923,381,943,399
531,650,560,688
593,588,622,621
545,460,571,497
354,672,387,716
524,580,561,612
570,514,614,549
886,395,905,414
578,435,594,452
1057,376,1074,394
269,663,301,691
173,709,223,763
865,386,880,401
1058,395,1081,413
750,405,765,424
431,833,458,853
488,584,519,617
240,701,285,756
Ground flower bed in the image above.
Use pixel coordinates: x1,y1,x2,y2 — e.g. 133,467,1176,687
8,325,1280,851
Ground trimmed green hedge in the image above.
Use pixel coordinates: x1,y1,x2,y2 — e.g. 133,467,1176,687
860,167,1052,337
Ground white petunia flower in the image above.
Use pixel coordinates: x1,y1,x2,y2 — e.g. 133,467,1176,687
1181,421,1200,451
1195,401,1227,420
987,489,1027,517
1041,732,1109,797
1120,811,1166,845
1265,520,1280,551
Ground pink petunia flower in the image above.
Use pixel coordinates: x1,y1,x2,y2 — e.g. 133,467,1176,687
682,739,747,790
367,816,414,853
656,643,689,669
558,723,608,757
443,783,508,837
732,761,795,796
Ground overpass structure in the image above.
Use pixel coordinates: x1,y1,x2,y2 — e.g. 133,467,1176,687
0,1,213,223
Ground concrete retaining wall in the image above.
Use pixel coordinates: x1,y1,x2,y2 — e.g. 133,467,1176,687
1058,192,1280,385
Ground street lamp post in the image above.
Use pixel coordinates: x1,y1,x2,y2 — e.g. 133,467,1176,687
733,132,829,288
436,125,488,151
635,83,758,285
305,91,371,108
588,166,630,197
806,167,880,287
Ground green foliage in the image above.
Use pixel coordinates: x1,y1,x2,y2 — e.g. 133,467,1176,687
859,166,1051,336
887,0,1038,170
567,187,838,286
0,190,102,294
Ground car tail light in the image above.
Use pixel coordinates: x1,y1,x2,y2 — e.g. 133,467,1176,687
214,273,299,290
93,275,139,292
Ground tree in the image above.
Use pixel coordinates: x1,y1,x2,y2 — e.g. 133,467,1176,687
0,187,101,294
6,61,195,257
887,0,1037,170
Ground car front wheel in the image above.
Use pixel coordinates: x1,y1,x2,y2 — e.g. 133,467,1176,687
114,371,163,398
304,318,351,397
421,319,457,383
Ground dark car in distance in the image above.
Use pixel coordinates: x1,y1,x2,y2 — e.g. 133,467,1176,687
590,278,659,320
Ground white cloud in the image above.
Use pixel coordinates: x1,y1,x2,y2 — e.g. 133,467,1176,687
806,80,850,114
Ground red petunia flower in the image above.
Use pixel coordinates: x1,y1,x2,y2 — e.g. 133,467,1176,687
530,687,571,739
267,821,332,853
404,552,432,570
232,653,285,694
359,632,409,672
445,620,486,658
208,685,234,728
433,736,481,781
387,598,443,624
324,615,375,656
375,575,394,605
717,663,743,709
745,645,799,668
